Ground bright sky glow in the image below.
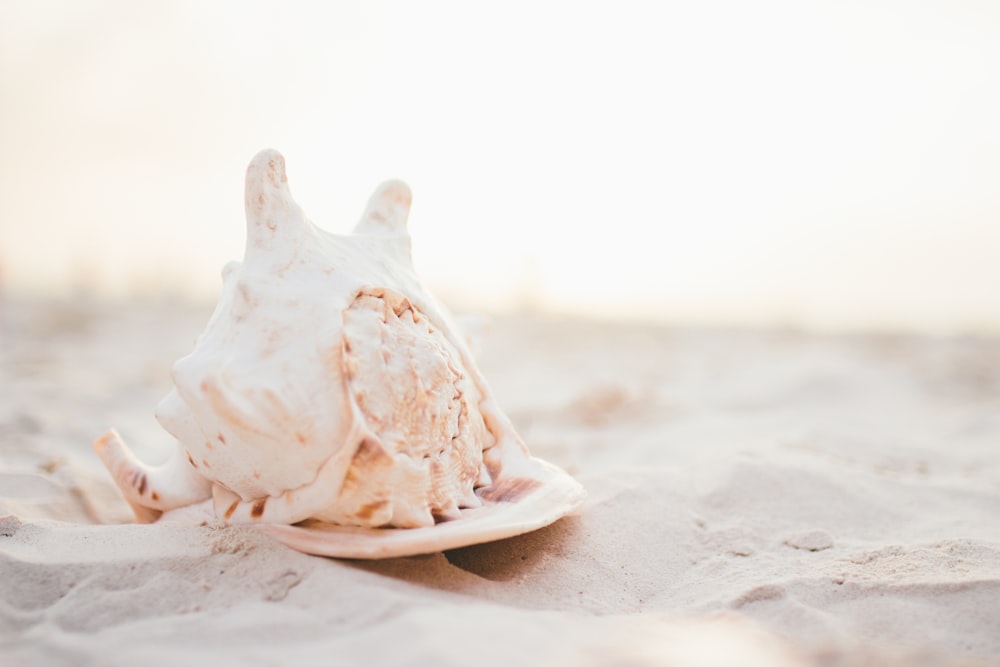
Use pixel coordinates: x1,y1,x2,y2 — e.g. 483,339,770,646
2,0,999,332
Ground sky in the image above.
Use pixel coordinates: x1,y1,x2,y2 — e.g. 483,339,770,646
1,0,999,332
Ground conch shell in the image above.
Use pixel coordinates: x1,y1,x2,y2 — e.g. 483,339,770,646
94,149,584,558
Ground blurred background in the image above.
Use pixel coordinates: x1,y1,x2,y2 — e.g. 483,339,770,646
1,0,998,333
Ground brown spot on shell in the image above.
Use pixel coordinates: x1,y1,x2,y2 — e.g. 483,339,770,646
94,431,115,450
202,459,211,469
478,477,542,503
137,473,148,495
266,157,287,186
354,499,390,522
295,431,308,445
251,499,267,519
342,437,395,485
151,491,160,502
217,433,226,445
224,501,239,520
391,296,413,317
187,452,197,467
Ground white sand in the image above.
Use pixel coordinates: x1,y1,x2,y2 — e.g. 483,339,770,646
2,299,998,666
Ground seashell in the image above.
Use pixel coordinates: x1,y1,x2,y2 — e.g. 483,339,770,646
94,149,584,559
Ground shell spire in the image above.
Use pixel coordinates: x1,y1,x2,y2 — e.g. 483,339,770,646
354,180,412,236
243,149,308,257
354,179,414,266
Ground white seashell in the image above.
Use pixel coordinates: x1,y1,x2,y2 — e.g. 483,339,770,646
94,149,584,559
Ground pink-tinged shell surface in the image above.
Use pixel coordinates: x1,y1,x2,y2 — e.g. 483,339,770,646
94,149,585,558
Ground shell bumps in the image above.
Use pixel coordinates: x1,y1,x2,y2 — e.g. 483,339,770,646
94,149,585,558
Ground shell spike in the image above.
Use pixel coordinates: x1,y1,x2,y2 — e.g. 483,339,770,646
354,180,412,236
244,149,307,252
93,429,212,522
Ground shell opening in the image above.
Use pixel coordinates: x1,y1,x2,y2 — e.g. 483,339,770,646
314,289,495,528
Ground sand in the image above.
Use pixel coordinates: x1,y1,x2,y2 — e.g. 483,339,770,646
1,298,999,666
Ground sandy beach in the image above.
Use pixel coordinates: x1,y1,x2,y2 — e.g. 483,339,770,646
1,298,998,666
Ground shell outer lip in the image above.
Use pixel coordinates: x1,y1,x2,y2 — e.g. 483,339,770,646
254,457,585,559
